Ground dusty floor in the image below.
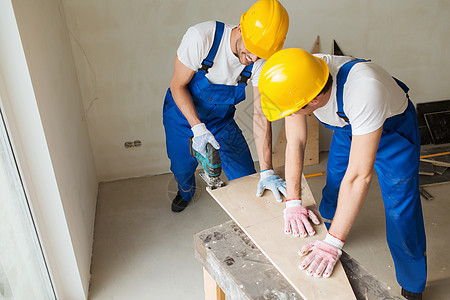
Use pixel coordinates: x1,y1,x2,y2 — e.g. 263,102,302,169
88,152,449,299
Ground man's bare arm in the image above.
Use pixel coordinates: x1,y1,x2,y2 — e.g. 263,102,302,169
169,55,200,127
284,113,308,199
329,127,383,240
253,87,273,171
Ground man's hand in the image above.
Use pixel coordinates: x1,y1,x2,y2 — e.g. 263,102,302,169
256,169,287,202
298,233,344,278
284,199,320,237
191,123,220,157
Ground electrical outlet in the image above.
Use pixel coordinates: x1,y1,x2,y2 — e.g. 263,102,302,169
124,140,142,148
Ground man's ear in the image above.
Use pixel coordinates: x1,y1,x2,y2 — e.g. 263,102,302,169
237,23,241,32
309,98,320,106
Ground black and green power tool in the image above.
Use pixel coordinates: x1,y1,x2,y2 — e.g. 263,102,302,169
189,137,225,189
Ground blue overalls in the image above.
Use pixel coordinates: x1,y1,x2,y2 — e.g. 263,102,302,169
318,59,427,293
163,21,256,202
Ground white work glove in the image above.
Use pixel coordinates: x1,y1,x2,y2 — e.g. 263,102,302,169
191,123,220,158
299,232,344,278
256,169,287,202
284,199,320,237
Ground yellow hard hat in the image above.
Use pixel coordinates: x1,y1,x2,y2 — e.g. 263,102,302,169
258,48,329,121
240,0,289,60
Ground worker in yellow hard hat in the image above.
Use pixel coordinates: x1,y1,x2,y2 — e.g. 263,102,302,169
163,0,289,213
259,48,426,299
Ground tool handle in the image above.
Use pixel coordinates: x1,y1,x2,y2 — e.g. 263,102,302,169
189,136,196,158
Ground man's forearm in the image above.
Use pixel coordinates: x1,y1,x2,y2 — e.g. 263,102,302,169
329,173,372,241
253,113,272,171
285,115,308,199
253,86,272,171
329,127,381,241
285,140,305,199
170,85,201,127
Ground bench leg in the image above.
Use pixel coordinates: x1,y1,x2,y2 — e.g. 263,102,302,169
203,267,226,300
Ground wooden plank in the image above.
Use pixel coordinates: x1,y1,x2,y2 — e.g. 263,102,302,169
419,170,450,187
203,268,226,300
311,35,320,54
420,146,450,167
272,121,287,169
305,114,320,166
419,161,434,176
420,155,450,168
434,165,448,175
419,187,434,201
207,174,356,300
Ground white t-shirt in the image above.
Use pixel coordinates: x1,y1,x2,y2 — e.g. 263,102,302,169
177,21,265,87
313,54,408,135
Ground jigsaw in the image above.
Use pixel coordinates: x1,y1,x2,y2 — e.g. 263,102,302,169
189,137,225,189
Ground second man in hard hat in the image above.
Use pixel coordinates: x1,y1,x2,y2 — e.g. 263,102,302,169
259,48,426,299
163,0,289,212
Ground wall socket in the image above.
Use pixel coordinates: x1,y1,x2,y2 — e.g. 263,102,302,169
124,140,142,148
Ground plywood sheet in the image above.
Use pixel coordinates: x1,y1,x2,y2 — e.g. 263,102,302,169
207,174,355,300
311,35,320,54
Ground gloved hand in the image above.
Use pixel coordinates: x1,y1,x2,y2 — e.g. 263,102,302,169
256,169,287,202
298,232,344,278
284,199,320,237
191,123,220,158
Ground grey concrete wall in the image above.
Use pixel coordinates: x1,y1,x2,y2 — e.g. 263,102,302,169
62,0,450,180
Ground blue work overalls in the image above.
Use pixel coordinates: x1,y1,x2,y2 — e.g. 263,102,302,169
163,21,256,202
318,59,427,293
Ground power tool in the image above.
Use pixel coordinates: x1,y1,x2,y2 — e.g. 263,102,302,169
189,137,225,190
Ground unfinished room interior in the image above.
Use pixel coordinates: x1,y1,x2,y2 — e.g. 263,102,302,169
1,0,449,299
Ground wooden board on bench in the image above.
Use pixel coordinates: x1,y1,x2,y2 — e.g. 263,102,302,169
207,174,356,300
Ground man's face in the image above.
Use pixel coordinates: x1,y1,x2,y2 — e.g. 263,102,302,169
235,37,259,66
291,102,316,116
291,89,331,117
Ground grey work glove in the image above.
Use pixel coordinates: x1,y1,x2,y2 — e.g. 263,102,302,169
191,123,220,158
256,169,287,202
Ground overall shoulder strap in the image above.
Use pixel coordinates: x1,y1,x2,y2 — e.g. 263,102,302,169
199,21,225,73
392,77,410,94
335,58,369,123
237,63,254,86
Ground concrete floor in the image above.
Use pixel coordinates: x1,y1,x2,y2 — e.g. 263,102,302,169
88,152,450,300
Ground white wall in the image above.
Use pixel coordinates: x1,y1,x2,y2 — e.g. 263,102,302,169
62,0,450,180
1,0,98,298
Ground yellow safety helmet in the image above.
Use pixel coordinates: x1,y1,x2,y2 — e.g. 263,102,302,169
240,0,289,60
259,48,329,121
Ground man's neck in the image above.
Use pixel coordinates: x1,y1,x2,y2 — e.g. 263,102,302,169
230,27,238,56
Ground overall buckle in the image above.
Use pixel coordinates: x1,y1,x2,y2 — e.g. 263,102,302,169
336,112,349,123
199,60,214,73
237,69,252,86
